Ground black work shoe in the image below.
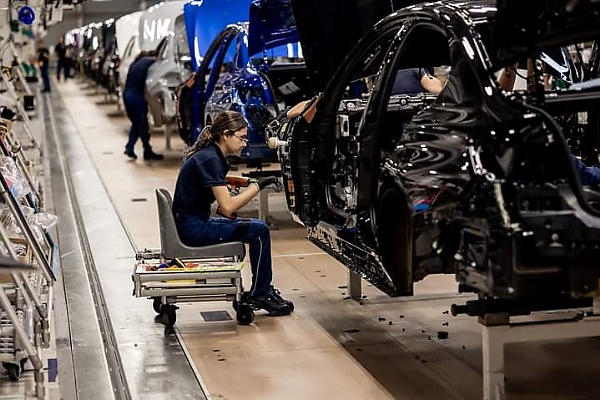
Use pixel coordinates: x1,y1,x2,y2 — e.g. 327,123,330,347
268,286,294,312
124,149,137,159
250,290,292,316
143,150,164,160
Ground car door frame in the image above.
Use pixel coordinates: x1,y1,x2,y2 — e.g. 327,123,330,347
287,16,408,226
193,25,244,129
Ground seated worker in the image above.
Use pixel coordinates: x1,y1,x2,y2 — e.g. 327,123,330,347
392,67,444,95
172,110,294,316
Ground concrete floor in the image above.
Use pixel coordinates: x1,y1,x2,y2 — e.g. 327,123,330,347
49,78,600,400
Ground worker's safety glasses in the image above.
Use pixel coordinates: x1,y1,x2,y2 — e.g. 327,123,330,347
232,133,249,142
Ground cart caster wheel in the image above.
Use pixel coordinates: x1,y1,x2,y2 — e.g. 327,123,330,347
3,363,19,381
152,297,162,314
19,358,27,372
160,304,177,326
236,306,254,325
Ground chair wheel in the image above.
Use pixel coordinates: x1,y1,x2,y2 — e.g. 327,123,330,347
3,362,19,381
160,304,177,326
236,306,254,325
152,297,162,314
232,300,239,312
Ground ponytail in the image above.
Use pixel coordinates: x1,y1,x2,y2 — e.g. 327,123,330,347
182,110,248,163
183,125,213,162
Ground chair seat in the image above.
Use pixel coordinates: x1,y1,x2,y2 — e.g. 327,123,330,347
165,241,245,260
156,188,246,261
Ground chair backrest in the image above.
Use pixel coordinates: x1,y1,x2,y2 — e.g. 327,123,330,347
156,188,177,256
155,187,246,261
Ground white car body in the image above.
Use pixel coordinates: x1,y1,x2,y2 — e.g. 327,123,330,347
143,1,190,127
116,11,142,95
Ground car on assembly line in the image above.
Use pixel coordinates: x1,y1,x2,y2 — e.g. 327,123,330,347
176,0,313,160
143,1,189,128
272,0,600,312
115,11,143,102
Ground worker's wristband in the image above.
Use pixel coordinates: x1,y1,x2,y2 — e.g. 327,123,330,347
251,181,261,191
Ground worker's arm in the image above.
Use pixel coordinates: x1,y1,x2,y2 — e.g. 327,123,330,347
286,94,321,123
498,63,518,91
226,175,250,188
212,184,260,217
420,74,444,94
571,155,600,186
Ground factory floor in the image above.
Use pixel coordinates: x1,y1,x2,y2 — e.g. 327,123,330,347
33,77,600,400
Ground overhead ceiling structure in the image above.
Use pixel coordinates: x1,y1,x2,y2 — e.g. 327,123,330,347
43,0,160,45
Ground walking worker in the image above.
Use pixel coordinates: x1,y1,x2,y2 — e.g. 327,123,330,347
172,110,294,316
37,41,50,93
54,38,68,81
123,50,163,160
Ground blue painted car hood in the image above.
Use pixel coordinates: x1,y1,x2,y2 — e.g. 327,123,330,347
247,0,299,57
184,0,251,70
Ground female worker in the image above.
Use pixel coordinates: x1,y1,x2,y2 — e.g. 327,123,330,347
172,111,293,316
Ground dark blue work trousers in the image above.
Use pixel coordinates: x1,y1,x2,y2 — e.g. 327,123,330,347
56,59,69,81
123,89,151,152
40,66,50,92
176,215,273,297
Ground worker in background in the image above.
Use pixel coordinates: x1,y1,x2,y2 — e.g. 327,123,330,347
37,41,50,93
64,44,75,79
123,50,163,161
497,60,600,186
54,38,68,81
392,67,444,95
172,110,294,316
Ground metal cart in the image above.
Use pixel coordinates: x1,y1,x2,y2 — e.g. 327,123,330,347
132,188,252,326
132,252,255,325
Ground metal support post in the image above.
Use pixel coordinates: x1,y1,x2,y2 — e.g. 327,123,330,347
258,189,269,222
348,270,362,300
164,122,172,150
480,303,600,400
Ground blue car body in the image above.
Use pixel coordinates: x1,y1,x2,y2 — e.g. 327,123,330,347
178,0,313,161
183,0,252,71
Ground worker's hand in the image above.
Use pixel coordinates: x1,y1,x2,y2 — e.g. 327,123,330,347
253,176,279,190
226,175,251,188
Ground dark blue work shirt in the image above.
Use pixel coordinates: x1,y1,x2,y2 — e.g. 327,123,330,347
571,155,600,186
124,57,155,93
392,68,432,95
173,143,230,219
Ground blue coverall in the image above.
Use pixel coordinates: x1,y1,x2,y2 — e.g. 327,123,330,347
571,155,600,186
123,57,155,154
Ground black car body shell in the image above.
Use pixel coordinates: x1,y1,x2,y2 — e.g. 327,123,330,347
279,0,600,300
